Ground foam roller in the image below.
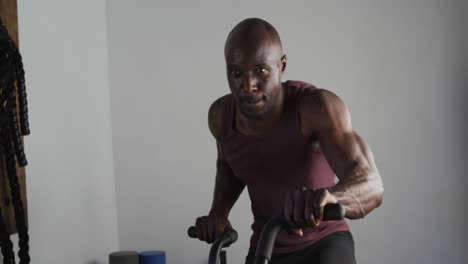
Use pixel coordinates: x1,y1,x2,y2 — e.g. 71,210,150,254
109,251,139,264
139,251,166,264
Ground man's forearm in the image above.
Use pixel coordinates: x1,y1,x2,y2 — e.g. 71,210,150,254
209,159,245,220
329,168,384,219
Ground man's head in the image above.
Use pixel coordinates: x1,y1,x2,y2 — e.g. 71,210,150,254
224,18,287,120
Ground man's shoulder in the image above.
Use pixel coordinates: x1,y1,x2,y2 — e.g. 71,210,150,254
284,80,320,101
299,87,339,105
285,79,316,88
298,87,350,133
208,94,232,139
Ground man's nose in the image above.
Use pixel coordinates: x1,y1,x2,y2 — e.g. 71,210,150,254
242,74,258,93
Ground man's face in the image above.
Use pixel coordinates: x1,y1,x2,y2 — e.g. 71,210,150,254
225,42,286,119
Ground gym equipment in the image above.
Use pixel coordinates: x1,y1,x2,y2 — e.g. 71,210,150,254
188,203,345,264
139,250,166,264
0,17,30,264
109,251,139,264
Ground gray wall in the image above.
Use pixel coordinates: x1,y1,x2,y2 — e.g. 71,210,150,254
105,1,468,264
17,0,118,263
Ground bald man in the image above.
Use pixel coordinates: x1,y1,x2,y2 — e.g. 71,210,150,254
193,18,384,264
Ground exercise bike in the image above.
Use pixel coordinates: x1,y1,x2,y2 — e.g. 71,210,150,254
188,203,345,264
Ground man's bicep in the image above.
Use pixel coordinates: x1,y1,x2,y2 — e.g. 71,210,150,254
208,96,227,139
211,141,245,218
215,140,242,186
318,129,375,182
299,88,375,180
209,96,229,161
216,140,225,161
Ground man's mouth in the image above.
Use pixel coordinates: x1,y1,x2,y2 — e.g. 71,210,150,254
241,95,264,104
245,99,262,104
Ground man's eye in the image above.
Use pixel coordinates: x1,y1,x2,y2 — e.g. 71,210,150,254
230,70,241,77
257,68,268,74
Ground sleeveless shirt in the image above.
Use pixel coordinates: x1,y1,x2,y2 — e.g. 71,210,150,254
220,80,349,254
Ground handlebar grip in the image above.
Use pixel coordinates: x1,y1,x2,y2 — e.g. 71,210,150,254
187,226,197,238
323,203,345,221
188,225,238,264
187,226,238,244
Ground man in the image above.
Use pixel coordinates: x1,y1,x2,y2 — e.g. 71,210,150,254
193,17,384,264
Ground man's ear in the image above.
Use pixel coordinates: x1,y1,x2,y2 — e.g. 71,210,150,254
281,54,287,73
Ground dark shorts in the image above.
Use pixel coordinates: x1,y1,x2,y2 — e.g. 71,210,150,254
245,231,356,264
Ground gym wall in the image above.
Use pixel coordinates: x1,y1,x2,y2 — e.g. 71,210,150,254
107,1,467,264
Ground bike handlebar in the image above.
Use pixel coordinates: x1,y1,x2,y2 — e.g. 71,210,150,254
188,203,345,264
254,203,345,264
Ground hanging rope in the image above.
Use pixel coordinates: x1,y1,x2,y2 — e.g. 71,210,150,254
0,18,30,264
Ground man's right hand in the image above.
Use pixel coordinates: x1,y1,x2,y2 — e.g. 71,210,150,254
195,213,231,243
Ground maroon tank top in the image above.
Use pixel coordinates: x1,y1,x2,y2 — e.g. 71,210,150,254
220,80,349,254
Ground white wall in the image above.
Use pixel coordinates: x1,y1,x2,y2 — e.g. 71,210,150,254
17,0,119,263
105,1,468,264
